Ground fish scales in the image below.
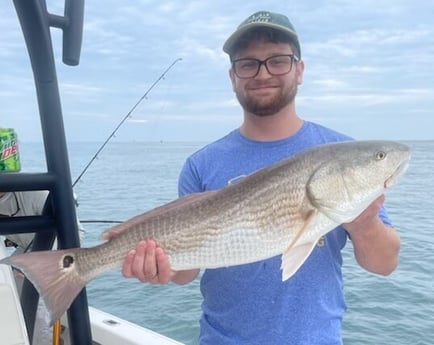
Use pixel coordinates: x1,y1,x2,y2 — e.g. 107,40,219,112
75,160,311,276
0,140,411,324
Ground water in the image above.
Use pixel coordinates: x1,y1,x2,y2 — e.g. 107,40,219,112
19,140,434,345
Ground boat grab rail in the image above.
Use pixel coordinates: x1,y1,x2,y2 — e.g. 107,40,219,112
7,1,92,344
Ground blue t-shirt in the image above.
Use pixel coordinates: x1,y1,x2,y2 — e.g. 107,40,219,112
178,121,391,345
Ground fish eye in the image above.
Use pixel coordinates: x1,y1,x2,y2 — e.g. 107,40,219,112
375,151,387,160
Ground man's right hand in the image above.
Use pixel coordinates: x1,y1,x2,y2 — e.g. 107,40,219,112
122,240,199,285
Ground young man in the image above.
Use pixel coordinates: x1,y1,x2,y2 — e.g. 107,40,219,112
122,11,400,344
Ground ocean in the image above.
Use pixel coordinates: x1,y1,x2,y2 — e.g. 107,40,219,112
20,140,434,345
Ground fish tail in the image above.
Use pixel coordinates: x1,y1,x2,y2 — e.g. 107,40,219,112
0,249,87,325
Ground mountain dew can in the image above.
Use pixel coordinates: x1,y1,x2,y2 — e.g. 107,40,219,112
0,128,21,172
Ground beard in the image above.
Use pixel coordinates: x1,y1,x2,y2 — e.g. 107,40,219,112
235,81,298,117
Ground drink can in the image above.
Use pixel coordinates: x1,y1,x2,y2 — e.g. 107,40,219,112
0,128,21,172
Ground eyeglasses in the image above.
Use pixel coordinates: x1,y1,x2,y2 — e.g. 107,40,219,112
232,54,299,79
0,192,20,217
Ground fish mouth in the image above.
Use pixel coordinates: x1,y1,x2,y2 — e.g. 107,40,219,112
384,158,410,188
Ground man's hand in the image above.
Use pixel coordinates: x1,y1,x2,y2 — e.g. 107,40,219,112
343,195,400,276
122,240,200,285
122,240,173,284
344,195,385,236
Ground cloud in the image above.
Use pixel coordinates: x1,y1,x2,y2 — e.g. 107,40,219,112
311,79,349,89
300,88,434,107
127,118,149,124
1,1,433,142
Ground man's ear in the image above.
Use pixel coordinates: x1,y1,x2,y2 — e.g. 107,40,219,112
229,68,236,91
296,59,305,85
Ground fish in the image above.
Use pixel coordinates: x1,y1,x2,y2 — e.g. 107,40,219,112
0,140,410,324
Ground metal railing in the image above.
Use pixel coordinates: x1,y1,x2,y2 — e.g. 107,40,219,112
0,0,92,343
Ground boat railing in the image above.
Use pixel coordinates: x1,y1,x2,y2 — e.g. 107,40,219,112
0,1,92,344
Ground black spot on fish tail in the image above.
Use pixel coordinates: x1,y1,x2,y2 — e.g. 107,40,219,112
63,255,74,268
0,249,88,325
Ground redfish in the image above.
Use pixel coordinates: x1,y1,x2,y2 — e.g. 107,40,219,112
0,140,410,324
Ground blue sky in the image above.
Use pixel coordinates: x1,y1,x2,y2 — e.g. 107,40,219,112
1,1,433,143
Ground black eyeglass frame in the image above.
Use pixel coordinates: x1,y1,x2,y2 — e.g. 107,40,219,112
232,54,299,79
0,192,21,217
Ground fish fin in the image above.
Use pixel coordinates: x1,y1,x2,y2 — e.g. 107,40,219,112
279,210,316,281
283,209,316,256
280,241,317,281
0,249,87,326
102,191,217,240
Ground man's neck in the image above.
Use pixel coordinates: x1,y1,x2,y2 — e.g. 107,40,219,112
240,109,303,141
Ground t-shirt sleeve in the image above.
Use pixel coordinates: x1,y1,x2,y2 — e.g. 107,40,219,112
178,157,203,197
378,205,393,227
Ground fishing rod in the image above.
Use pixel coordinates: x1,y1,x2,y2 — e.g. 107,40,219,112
72,57,182,187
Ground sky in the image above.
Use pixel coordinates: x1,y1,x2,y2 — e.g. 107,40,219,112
1,0,433,143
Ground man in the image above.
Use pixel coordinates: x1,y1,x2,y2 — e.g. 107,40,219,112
122,11,401,344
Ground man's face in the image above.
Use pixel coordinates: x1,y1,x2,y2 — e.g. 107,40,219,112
229,40,304,116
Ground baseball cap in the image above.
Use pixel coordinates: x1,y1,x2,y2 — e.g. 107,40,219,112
223,11,301,58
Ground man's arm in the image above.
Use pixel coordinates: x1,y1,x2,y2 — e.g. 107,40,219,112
344,195,401,276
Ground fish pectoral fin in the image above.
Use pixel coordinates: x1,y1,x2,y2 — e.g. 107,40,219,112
283,209,316,256
279,210,317,281
280,241,317,281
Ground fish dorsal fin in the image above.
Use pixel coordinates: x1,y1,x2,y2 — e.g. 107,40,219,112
101,191,217,241
280,209,317,281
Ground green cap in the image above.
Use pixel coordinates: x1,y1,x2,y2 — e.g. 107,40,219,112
0,128,21,172
223,11,301,57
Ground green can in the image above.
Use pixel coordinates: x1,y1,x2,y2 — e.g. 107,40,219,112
0,128,21,172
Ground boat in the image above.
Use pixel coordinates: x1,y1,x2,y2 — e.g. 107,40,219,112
0,1,184,344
